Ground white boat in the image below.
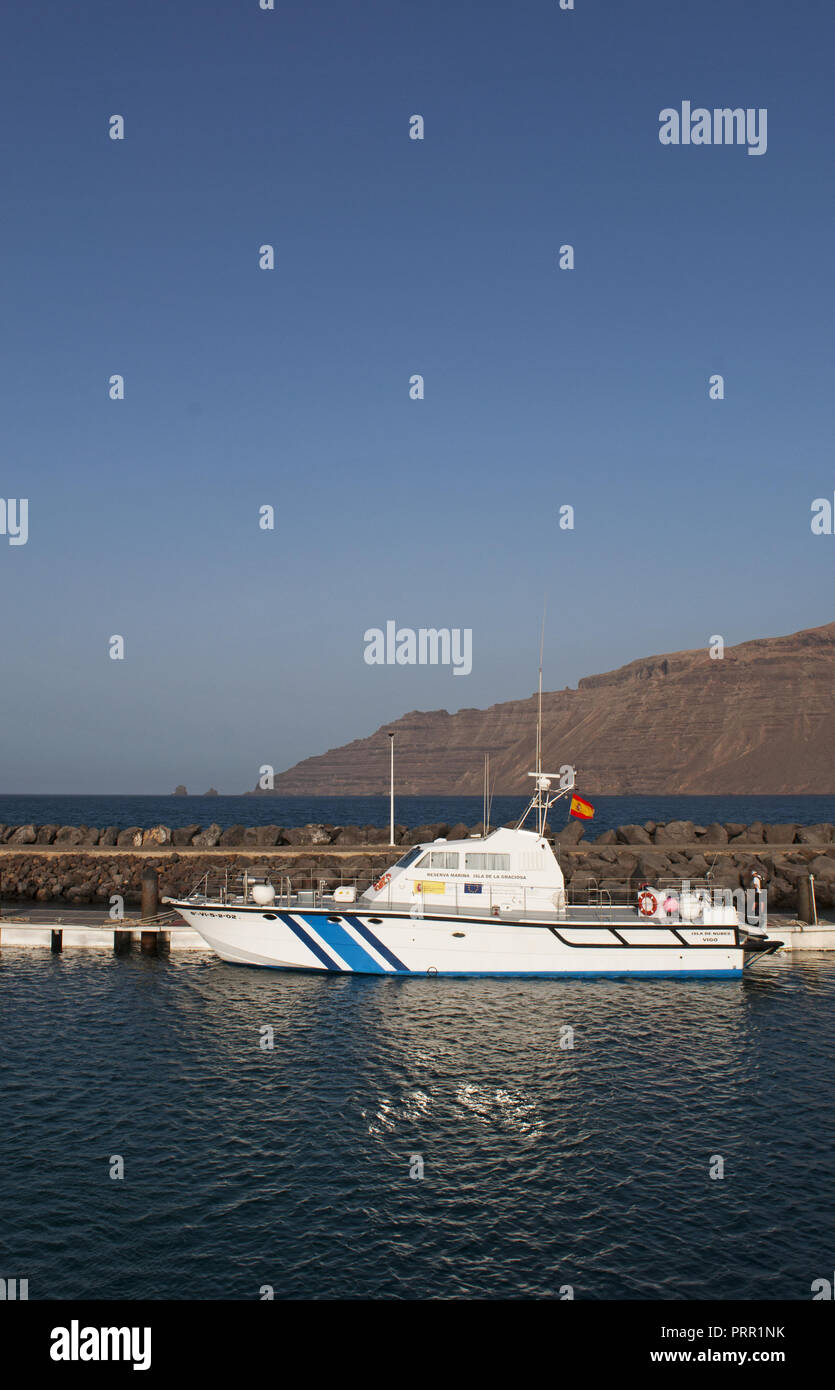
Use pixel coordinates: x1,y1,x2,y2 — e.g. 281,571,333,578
164,772,783,979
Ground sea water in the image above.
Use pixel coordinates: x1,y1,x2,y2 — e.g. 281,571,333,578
1,947,833,1299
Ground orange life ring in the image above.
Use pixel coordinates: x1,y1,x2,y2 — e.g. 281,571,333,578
638,890,658,917
373,873,391,892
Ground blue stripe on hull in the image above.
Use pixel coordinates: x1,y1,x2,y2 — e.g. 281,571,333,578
341,914,409,972
305,915,387,973
229,961,742,981
277,912,342,971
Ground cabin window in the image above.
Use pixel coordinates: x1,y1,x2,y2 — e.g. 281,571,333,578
394,846,423,868
464,853,511,871
416,850,459,869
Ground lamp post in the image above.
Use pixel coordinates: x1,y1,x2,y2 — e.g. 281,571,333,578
388,732,395,845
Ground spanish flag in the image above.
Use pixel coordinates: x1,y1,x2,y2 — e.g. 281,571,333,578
569,794,595,821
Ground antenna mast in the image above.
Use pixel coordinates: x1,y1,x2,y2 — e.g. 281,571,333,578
516,602,575,836
483,753,490,836
536,605,545,833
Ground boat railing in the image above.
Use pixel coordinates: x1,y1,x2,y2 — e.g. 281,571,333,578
179,870,746,922
182,868,375,911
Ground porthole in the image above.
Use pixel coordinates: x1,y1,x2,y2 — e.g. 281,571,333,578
327,916,340,923
452,932,465,938
368,918,383,925
263,913,277,921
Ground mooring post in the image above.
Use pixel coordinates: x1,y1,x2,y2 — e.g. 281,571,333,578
141,867,160,920
113,927,132,955
50,929,63,953
797,876,812,926
140,867,160,955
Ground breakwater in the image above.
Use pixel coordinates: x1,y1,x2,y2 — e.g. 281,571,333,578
0,820,833,910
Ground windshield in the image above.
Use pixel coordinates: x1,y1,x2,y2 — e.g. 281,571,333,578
393,845,423,868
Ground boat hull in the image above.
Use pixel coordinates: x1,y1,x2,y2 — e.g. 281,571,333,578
172,903,745,978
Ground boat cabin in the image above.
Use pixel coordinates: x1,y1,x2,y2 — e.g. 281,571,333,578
360,825,567,915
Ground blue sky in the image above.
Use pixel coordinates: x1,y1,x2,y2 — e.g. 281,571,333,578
1,0,833,793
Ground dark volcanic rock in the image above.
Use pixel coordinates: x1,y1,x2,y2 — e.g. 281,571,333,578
763,824,798,844
770,858,809,888
655,821,696,844
367,826,396,845
172,825,201,847
142,825,171,847
712,867,742,891
569,870,599,893
36,825,59,844
282,825,333,846
555,821,585,844
219,825,246,846
602,853,639,880
332,826,366,846
701,823,728,845
99,826,119,846
729,822,765,843
192,824,222,848
116,827,144,848
617,824,652,846
796,824,833,844
447,823,470,842
7,824,36,844
810,854,835,879
410,824,443,843
637,851,674,880
55,827,85,846
254,825,281,848
768,876,793,909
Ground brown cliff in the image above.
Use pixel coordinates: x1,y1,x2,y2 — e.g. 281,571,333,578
256,621,835,795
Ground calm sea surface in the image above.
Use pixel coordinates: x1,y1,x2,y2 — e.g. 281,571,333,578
1,793,835,834
1,947,833,1300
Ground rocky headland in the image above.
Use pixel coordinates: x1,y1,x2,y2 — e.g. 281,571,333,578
250,621,835,795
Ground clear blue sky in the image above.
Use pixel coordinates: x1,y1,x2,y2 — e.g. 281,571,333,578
1,0,833,793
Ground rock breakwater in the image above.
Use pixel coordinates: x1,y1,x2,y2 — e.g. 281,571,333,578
0,821,833,910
